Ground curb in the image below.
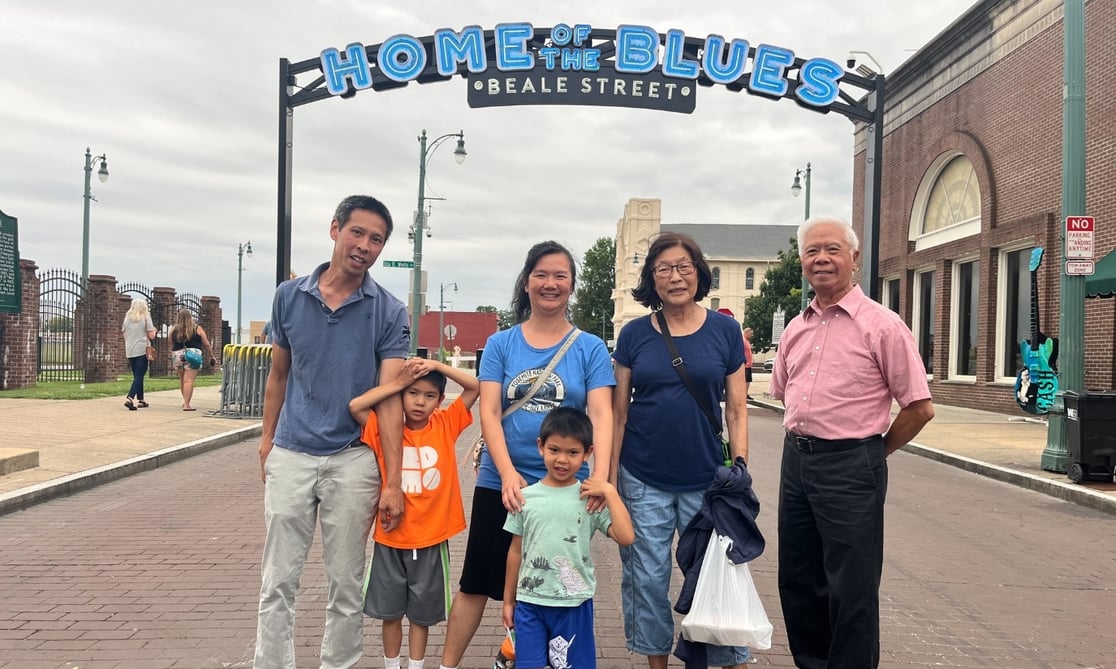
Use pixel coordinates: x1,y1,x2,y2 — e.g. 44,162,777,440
0,424,262,517
747,399,1116,517
900,442,1116,516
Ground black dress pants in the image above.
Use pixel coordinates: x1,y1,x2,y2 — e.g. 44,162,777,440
777,433,887,669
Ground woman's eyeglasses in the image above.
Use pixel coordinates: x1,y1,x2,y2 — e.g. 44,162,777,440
652,261,696,278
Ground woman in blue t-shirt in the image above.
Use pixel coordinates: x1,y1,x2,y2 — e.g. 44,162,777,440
612,232,752,669
439,240,615,668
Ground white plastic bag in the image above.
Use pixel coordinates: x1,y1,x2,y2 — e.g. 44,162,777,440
680,533,773,649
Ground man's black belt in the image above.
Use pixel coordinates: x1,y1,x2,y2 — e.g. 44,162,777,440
785,431,883,453
344,437,365,449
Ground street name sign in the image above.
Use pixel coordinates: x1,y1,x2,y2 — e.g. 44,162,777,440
382,260,414,268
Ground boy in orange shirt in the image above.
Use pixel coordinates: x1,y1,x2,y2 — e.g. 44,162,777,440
350,357,479,669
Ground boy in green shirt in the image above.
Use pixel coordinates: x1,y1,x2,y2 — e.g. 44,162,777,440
501,407,635,669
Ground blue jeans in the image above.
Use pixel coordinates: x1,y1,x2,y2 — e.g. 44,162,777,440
127,355,148,400
617,465,751,665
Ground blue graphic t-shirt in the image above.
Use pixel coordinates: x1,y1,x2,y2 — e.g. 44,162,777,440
476,326,615,490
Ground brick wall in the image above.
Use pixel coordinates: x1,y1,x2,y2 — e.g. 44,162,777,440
0,260,40,389
0,263,224,389
854,0,1115,412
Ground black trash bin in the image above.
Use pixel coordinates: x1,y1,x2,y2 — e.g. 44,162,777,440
1064,391,1116,483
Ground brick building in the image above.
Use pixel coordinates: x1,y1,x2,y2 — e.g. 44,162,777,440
852,0,1114,412
416,309,498,356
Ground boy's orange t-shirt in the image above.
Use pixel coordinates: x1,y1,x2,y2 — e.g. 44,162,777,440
361,396,472,549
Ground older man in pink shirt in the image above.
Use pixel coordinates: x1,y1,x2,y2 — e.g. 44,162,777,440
771,216,934,669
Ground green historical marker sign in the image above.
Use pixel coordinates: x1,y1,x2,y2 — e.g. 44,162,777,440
0,209,20,314
382,260,415,268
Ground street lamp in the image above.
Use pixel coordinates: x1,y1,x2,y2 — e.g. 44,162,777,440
237,241,253,344
438,281,458,362
411,129,467,355
81,147,110,290
791,162,812,310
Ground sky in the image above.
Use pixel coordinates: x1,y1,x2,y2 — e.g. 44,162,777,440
1,0,979,330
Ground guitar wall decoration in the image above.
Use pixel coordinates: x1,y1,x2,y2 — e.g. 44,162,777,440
1014,247,1059,414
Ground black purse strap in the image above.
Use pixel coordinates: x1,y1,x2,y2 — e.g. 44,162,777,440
654,310,722,439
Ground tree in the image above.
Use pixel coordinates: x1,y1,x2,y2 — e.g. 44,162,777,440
571,237,616,342
475,305,515,331
742,237,804,352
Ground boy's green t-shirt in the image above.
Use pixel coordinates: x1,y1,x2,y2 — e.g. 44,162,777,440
503,481,613,607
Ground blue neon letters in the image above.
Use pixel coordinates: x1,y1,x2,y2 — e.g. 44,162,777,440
321,23,843,107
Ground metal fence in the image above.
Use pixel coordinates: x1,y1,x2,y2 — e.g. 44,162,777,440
37,268,84,382
213,344,272,418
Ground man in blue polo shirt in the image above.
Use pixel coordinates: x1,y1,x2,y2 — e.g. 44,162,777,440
254,194,410,669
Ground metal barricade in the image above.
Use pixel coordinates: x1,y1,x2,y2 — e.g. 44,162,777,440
214,344,272,418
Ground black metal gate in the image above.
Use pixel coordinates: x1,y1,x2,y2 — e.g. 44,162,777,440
37,268,85,382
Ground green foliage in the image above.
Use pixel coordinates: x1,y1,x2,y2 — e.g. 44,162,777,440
571,237,616,341
45,316,73,333
743,237,804,352
475,305,515,331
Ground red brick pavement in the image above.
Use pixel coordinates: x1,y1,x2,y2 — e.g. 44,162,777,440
1,411,1115,668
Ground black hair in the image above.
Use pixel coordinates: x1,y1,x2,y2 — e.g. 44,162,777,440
333,195,394,239
409,369,447,396
630,232,713,309
511,240,577,323
538,407,593,451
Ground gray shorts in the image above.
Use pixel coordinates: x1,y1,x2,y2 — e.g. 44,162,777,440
363,541,451,626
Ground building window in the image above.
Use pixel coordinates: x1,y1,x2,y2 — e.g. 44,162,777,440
711,266,721,290
745,268,754,290
710,297,720,310
952,260,979,377
914,270,935,375
999,247,1032,379
884,278,901,313
910,152,982,251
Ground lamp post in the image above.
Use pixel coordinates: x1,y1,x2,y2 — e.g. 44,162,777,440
411,129,467,355
438,281,458,362
236,241,253,344
791,163,812,311
81,147,110,290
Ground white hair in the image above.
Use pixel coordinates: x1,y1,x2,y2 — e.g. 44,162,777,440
125,298,149,322
796,216,860,254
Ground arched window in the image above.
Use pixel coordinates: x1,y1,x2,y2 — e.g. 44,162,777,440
711,267,721,289
910,153,981,251
710,297,720,310
745,268,754,290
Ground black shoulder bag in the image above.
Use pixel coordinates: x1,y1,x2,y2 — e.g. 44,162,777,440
655,310,734,467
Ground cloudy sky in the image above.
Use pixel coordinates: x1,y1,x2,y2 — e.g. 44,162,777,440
2,0,977,330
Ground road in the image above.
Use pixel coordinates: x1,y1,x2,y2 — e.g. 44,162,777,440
1,410,1114,668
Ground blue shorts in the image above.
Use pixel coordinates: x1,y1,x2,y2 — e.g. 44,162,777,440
514,599,595,669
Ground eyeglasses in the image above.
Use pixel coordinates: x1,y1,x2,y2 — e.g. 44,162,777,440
652,261,696,278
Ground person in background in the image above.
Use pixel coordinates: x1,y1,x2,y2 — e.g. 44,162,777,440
253,194,409,669
169,308,216,412
772,216,934,668
349,357,480,669
121,298,155,410
439,240,615,669
612,232,751,669
501,408,634,669
742,327,755,400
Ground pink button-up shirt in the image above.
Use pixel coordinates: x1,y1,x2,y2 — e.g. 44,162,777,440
771,285,931,440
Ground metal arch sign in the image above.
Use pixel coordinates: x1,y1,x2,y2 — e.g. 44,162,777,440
315,23,845,115
276,23,886,292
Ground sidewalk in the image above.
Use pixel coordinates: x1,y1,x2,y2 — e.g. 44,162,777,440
2,376,1113,516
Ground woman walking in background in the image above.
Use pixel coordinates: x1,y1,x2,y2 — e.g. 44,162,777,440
169,309,215,411
121,298,156,410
